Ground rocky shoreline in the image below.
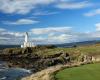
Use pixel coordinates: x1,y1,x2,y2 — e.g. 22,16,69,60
0,46,70,73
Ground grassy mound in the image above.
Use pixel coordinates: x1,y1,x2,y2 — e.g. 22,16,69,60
55,63,100,80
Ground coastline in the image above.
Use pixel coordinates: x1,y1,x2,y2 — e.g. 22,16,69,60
21,60,100,80
1,44,100,80
0,60,31,80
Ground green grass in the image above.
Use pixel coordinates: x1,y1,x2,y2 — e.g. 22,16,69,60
3,44,100,60
40,44,100,56
4,44,100,55
55,63,100,80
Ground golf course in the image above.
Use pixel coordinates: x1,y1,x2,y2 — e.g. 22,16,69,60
55,63,100,80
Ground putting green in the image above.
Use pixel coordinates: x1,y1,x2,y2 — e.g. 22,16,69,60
55,63,100,80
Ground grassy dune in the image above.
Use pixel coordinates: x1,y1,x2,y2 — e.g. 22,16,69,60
55,63,100,80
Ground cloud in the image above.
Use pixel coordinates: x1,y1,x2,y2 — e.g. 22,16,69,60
0,28,6,32
0,0,55,14
33,11,59,16
0,37,10,40
31,32,98,44
0,0,93,14
30,27,72,35
84,9,100,17
55,1,93,9
30,26,100,44
0,27,73,44
30,27,96,44
48,34,74,43
31,34,75,44
0,31,24,38
0,28,24,44
1,25,100,45
4,19,39,25
95,23,100,31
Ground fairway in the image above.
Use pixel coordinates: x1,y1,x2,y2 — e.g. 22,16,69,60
55,63,100,80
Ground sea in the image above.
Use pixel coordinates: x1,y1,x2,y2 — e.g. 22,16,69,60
0,45,31,80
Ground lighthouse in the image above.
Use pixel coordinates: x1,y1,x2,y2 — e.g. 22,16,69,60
21,32,35,48
25,32,28,43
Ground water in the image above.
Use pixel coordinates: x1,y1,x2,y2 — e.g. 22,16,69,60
0,61,31,80
0,45,32,80
0,45,20,50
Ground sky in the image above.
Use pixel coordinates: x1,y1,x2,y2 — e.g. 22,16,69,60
0,0,100,45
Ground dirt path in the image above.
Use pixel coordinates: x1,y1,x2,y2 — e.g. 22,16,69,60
21,65,63,80
21,62,85,80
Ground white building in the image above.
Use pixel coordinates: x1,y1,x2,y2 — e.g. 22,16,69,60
21,32,35,48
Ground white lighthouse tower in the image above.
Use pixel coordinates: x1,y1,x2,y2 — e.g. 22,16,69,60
21,32,35,48
25,32,28,43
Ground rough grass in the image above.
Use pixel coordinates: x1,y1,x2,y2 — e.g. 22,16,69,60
39,44,100,60
55,63,100,80
3,43,100,59
41,43,100,56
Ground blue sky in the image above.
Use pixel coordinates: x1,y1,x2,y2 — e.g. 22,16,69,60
0,0,100,45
